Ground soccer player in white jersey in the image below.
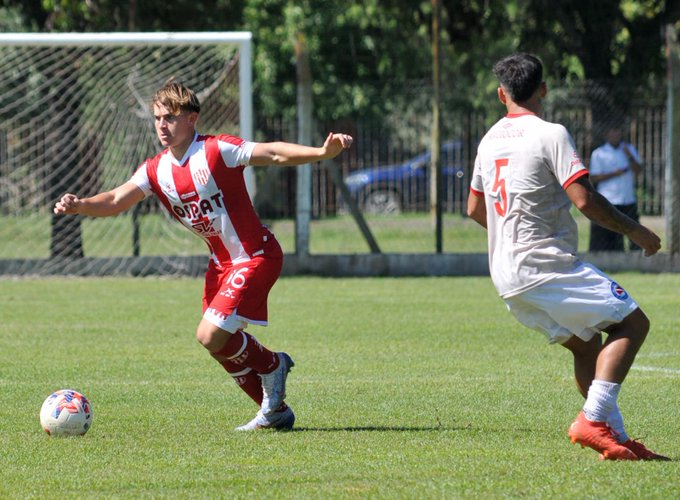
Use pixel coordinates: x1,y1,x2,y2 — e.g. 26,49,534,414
54,81,353,431
467,53,668,460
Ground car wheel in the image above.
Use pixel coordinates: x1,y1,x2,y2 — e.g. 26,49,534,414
363,189,402,215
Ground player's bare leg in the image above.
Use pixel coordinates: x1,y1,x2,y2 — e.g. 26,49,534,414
596,309,669,459
567,308,667,459
563,333,634,459
562,333,601,398
597,308,648,383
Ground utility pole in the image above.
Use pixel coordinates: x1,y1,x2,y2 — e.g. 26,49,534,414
430,0,443,253
295,32,313,256
666,24,680,254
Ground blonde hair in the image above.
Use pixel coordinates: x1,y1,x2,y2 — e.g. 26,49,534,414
151,80,200,115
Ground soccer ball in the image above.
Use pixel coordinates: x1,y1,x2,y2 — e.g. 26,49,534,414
40,389,93,436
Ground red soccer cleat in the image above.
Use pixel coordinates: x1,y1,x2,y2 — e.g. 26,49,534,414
618,439,671,461
568,411,638,460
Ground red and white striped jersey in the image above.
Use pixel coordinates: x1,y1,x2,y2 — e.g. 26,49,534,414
129,133,273,268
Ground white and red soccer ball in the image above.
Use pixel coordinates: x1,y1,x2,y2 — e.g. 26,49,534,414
40,389,93,436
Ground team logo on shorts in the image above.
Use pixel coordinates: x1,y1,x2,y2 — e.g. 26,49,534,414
610,281,629,300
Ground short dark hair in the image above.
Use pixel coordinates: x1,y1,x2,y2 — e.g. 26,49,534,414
492,53,543,104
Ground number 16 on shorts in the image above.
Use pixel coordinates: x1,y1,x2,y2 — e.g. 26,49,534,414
218,266,249,301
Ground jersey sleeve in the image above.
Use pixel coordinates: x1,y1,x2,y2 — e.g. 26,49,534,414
470,154,484,195
216,135,256,168
550,125,588,188
128,161,153,197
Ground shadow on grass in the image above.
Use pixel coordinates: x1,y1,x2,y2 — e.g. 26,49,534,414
291,425,470,433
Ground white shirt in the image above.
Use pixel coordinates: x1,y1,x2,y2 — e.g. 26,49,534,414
470,113,588,298
588,142,640,205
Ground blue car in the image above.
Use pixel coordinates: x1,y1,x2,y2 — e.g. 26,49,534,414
342,140,467,214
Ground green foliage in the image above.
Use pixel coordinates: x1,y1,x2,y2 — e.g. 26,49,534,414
0,1,673,127
244,0,433,121
0,5,29,30
1,275,679,496
1,0,244,31
521,0,668,83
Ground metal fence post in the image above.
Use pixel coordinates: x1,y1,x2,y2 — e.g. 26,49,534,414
666,24,680,255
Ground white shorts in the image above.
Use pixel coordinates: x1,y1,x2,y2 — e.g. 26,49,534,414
503,262,639,344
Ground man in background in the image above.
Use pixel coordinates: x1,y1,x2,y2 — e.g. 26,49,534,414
588,125,643,252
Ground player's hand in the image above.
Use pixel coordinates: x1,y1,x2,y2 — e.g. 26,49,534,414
321,132,353,159
53,193,82,215
628,225,661,257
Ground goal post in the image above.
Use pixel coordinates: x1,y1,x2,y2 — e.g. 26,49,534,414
0,31,253,276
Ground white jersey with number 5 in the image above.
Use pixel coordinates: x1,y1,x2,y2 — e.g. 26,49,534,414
470,112,589,298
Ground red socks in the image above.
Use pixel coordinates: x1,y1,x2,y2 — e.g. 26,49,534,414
213,330,280,373
219,363,264,405
210,330,281,406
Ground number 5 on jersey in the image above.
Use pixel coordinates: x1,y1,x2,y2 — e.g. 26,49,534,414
492,158,509,216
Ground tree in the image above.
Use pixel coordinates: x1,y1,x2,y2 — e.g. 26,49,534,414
518,0,671,131
3,0,674,125
3,0,245,31
244,0,433,123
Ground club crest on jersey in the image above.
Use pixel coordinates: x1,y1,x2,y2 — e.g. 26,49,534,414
194,168,210,186
610,281,629,300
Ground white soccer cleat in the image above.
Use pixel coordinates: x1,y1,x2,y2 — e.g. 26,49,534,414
259,352,294,415
234,407,295,431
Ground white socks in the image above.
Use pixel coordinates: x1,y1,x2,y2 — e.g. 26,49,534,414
607,404,630,443
583,379,621,422
582,380,630,443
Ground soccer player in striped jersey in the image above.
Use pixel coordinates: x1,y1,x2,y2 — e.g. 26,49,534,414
467,53,668,460
54,81,353,431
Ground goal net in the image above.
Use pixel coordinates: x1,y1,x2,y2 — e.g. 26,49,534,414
0,32,252,276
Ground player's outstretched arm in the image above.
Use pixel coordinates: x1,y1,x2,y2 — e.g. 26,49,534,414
566,176,661,256
249,132,353,167
53,182,145,218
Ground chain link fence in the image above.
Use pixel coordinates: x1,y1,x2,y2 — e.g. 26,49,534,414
254,81,667,220
0,73,672,275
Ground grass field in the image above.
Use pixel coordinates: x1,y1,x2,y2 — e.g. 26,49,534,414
1,274,679,497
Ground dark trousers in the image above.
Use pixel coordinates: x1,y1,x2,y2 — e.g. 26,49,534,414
589,203,641,252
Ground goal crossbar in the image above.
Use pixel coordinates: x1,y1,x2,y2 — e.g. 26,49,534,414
0,31,252,47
